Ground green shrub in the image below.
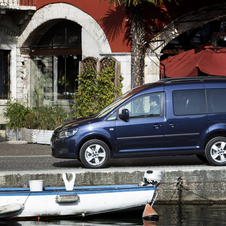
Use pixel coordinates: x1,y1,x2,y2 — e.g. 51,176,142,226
73,60,123,118
74,63,98,118
3,99,31,130
96,62,123,112
27,106,68,130
23,112,38,129
3,99,68,130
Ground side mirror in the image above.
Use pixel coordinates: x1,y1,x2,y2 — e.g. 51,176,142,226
119,109,129,122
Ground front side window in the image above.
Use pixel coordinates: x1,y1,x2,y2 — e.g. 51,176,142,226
173,89,206,116
120,93,162,119
207,89,226,113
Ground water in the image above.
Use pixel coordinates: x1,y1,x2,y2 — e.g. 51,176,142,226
1,204,226,226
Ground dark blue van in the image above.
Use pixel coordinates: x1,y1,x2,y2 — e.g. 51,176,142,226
51,77,226,168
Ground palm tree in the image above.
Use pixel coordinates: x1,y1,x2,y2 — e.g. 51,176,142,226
101,0,170,88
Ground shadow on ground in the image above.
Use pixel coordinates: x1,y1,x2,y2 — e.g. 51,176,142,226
52,155,208,168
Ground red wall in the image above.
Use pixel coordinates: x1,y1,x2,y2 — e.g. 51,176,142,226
35,0,224,53
36,0,130,52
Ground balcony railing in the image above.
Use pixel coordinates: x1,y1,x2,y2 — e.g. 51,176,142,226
20,0,36,6
0,0,36,7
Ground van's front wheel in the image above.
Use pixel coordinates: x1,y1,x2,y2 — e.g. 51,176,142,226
205,137,226,166
79,139,110,168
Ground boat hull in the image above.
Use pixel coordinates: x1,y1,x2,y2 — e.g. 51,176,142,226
0,184,156,219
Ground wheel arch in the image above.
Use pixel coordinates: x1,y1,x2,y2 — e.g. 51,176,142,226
77,135,113,160
204,130,226,150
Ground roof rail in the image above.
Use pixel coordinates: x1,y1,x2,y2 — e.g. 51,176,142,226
160,76,226,83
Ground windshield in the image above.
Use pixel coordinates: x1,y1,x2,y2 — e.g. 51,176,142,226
94,85,147,118
94,91,131,118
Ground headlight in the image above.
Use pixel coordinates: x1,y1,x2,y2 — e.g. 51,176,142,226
59,128,78,139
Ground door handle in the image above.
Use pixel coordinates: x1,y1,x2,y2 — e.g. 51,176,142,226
153,124,162,129
169,122,176,128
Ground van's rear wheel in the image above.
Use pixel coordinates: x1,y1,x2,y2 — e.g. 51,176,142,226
205,137,226,166
79,139,110,168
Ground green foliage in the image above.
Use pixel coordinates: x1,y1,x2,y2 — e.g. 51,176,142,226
3,99,68,130
74,63,98,118
101,0,178,88
23,112,37,129
3,99,31,130
96,61,122,112
35,106,68,130
24,106,68,130
73,60,123,118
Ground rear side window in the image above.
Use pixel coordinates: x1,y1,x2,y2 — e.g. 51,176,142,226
173,89,206,116
207,89,226,113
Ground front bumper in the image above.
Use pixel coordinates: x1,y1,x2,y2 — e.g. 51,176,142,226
51,136,78,159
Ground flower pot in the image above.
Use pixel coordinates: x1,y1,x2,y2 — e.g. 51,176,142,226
22,128,39,143
37,130,54,145
22,128,33,143
22,129,53,144
5,128,22,141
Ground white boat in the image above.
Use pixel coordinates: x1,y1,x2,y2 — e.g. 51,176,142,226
0,170,161,220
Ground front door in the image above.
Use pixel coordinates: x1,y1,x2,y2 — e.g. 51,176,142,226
115,92,165,157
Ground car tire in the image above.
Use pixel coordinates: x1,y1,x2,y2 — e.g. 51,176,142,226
205,136,226,166
79,139,110,168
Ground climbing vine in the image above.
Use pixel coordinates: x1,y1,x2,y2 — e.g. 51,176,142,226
73,63,98,118
73,59,123,118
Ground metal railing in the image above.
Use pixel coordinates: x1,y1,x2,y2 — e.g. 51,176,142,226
20,0,36,6
0,0,36,7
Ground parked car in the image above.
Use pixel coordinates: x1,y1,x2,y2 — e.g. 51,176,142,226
51,77,226,168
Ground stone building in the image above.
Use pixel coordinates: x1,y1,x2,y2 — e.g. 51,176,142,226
0,0,225,125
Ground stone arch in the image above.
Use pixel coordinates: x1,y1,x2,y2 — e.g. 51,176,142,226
149,3,226,54
18,3,111,55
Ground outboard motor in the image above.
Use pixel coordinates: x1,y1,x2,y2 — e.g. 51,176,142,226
143,170,161,186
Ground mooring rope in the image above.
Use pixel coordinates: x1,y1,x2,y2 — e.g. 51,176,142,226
156,177,217,203
181,185,215,203
22,192,31,208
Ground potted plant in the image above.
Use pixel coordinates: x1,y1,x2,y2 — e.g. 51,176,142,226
22,112,39,143
3,99,30,141
23,105,68,144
